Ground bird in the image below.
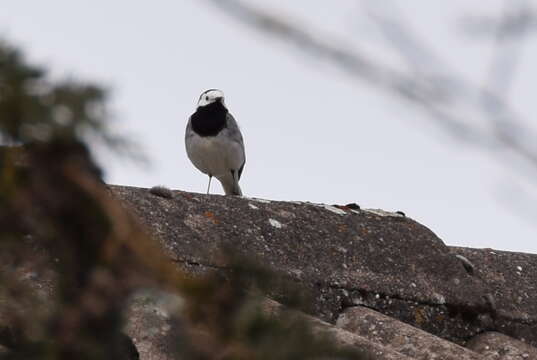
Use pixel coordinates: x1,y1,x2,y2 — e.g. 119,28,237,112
185,89,245,196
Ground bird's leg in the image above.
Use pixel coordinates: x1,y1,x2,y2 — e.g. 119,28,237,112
206,175,213,194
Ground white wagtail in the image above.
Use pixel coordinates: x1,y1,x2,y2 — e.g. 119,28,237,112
185,89,245,196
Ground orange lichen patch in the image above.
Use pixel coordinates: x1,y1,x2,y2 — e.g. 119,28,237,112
203,211,220,225
414,308,427,325
337,224,347,233
436,314,445,322
333,205,350,212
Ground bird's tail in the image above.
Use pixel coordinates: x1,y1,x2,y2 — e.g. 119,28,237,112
219,171,242,196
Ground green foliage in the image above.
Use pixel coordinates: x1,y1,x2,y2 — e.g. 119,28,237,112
0,40,107,144
0,38,138,360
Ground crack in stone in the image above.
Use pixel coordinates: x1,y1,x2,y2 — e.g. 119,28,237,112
170,257,228,271
327,283,537,328
168,258,537,331
326,284,486,311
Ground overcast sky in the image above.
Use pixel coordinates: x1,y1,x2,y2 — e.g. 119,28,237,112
1,0,536,253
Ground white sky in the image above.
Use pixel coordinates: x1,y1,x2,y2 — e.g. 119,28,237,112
1,0,536,253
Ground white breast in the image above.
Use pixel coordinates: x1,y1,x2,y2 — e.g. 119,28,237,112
186,130,244,177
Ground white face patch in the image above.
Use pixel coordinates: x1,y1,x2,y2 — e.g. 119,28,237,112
197,89,226,108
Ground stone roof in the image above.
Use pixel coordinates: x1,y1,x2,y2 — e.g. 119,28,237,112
111,185,537,360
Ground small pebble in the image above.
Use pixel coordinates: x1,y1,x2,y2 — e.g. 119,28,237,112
345,203,361,210
455,254,475,275
149,185,173,199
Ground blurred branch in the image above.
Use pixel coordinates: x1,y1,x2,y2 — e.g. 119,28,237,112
206,0,488,142
362,0,537,178
480,0,531,134
206,0,537,180
485,0,529,96
460,1,537,38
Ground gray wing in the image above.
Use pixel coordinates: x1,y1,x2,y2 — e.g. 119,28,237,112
226,113,246,178
225,113,244,146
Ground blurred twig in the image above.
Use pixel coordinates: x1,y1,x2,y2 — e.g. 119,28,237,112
207,0,537,165
484,0,530,97
362,0,537,203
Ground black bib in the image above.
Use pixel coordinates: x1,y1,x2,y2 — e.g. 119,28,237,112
190,102,228,137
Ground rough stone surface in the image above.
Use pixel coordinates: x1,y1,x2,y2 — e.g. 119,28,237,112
110,185,537,346
451,247,537,344
2,185,537,359
336,306,482,360
262,299,412,360
0,237,56,341
124,290,185,360
128,294,415,360
467,332,537,359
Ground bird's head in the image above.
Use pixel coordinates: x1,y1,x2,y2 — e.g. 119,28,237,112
197,89,226,108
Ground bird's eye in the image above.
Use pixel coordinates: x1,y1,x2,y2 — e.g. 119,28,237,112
205,96,209,101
